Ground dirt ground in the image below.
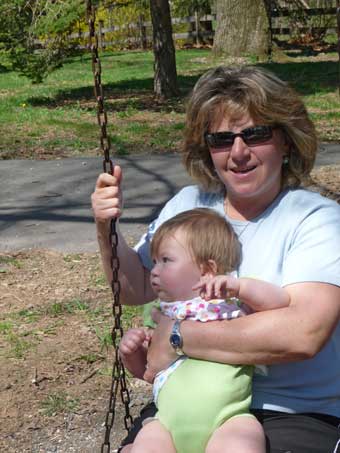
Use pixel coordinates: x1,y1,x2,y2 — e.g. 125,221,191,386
1,165,339,453
0,247,151,453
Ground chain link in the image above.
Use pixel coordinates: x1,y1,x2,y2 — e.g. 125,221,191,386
86,1,133,451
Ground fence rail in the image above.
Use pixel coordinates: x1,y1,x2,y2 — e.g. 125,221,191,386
40,7,338,50
271,7,337,17
68,14,215,40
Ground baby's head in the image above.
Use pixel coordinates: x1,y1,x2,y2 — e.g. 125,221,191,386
150,208,241,301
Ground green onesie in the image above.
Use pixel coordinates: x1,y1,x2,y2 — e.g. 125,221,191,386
156,358,253,453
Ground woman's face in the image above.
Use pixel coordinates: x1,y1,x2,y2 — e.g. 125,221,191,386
208,115,288,212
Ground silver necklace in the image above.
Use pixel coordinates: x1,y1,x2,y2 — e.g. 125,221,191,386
224,198,250,238
235,221,250,238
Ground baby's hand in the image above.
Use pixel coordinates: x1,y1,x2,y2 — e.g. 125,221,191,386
193,274,240,300
119,328,152,380
119,328,149,360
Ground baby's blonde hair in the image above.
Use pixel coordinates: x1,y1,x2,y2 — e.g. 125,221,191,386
151,208,241,274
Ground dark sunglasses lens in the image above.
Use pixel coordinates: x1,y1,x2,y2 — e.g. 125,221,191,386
243,126,273,144
206,126,273,148
206,133,234,148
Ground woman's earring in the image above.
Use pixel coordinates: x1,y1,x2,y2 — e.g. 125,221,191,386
283,156,289,165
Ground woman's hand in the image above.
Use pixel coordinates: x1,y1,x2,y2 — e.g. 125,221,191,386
91,164,154,305
143,309,178,383
91,165,123,224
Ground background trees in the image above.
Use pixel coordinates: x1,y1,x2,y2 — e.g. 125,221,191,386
0,0,84,83
1,1,337,92
150,0,179,97
213,0,270,57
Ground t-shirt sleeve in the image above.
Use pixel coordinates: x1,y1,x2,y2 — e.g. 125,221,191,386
282,200,340,287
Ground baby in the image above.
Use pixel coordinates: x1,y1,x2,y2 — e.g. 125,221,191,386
120,208,290,453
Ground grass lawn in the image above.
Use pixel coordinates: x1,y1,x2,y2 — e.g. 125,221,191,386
0,48,339,160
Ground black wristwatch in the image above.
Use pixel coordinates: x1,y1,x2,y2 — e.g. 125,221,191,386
169,319,185,356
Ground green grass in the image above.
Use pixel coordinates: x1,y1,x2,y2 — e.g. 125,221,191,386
0,256,23,269
0,48,339,160
3,330,34,359
94,325,113,352
40,391,79,416
15,309,41,323
1,291,142,360
8,335,33,358
46,300,88,316
0,48,214,159
0,320,34,358
0,321,14,333
93,303,142,351
77,353,104,364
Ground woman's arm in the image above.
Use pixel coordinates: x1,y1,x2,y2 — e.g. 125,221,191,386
92,167,155,305
144,282,340,382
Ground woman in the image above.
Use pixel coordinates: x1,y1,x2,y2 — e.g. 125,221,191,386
91,66,340,452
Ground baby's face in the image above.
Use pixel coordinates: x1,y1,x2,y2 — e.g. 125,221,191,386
150,230,202,302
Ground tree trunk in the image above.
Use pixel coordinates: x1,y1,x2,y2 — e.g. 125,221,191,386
213,0,270,58
150,0,179,98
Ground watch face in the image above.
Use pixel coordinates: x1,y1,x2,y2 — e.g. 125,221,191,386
170,333,182,348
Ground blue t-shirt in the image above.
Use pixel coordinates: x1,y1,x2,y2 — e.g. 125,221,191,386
135,186,340,417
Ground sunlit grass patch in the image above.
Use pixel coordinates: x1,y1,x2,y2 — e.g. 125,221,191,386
4,331,34,359
1,49,339,158
14,309,42,323
76,353,104,364
46,299,90,317
0,321,14,334
0,255,23,269
40,391,79,416
94,325,113,352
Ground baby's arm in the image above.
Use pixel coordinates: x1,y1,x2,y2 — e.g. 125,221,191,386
194,275,290,312
237,277,290,311
119,328,151,379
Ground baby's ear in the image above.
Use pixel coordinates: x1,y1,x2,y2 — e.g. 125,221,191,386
200,259,217,277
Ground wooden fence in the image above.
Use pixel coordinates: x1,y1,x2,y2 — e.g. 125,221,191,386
69,7,338,50
270,6,338,37
69,14,215,49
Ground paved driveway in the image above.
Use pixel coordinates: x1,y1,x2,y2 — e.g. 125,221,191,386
1,143,339,252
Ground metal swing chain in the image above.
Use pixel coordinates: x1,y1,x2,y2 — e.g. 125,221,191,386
86,2,133,452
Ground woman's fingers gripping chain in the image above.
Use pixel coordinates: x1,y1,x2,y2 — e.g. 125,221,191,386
95,165,122,189
91,166,123,221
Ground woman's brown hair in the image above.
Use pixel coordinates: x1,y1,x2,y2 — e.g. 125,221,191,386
182,65,317,192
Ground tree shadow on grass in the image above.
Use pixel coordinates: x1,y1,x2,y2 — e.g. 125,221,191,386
26,60,338,114
26,73,201,113
273,38,337,56
259,60,338,95
0,64,10,73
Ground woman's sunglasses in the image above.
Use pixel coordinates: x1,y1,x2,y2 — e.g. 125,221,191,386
205,125,275,149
